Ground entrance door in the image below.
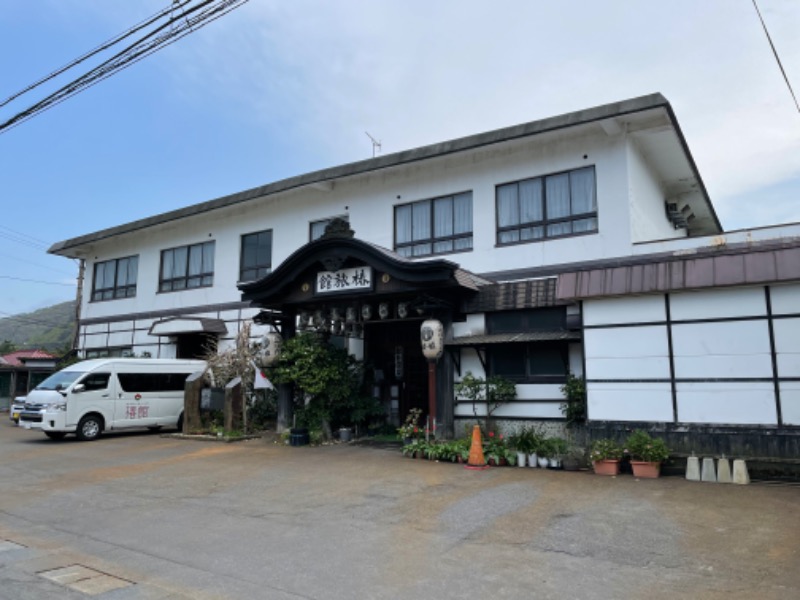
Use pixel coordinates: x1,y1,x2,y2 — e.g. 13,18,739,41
364,321,428,425
176,334,216,359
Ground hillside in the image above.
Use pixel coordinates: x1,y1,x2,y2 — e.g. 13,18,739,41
0,301,76,352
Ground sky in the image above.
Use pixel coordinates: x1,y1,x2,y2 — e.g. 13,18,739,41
0,0,798,320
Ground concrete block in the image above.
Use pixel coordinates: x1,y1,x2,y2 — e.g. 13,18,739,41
685,456,700,481
732,459,750,485
717,458,732,484
701,457,717,482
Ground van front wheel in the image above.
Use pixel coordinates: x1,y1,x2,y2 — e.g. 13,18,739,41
77,415,103,441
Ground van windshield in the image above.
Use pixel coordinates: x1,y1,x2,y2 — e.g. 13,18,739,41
35,371,86,391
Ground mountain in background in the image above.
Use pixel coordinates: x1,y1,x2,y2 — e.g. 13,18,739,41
0,301,76,353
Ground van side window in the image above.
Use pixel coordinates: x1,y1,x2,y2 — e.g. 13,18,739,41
117,373,190,393
81,373,111,391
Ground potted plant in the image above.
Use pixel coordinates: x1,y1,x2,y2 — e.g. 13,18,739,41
397,408,423,445
484,431,514,466
625,430,670,478
537,437,553,468
547,437,570,469
589,438,623,475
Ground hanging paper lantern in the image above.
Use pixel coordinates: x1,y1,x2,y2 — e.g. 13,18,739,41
420,319,444,360
259,331,282,366
379,302,390,319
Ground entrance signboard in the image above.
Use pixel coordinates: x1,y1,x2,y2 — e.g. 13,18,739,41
315,266,373,294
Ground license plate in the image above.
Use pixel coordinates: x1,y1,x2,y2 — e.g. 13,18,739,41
12,412,19,420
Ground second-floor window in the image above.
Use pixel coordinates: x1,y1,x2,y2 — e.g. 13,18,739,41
497,166,597,245
159,241,215,292
310,215,349,241
395,192,473,258
240,230,272,282
91,256,138,301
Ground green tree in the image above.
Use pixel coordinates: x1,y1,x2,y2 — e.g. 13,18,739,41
268,332,364,437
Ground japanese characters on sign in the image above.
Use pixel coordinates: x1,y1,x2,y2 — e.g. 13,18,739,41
316,266,373,294
125,404,149,419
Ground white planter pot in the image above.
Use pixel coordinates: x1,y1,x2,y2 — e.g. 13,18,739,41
538,456,550,468
550,457,562,469
528,453,538,468
516,452,527,467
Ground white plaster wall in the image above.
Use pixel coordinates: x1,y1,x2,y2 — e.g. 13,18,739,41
457,348,486,381
780,382,800,425
771,283,800,315
451,313,486,338
671,321,772,379
583,295,665,326
584,326,670,379
676,382,777,425
587,382,673,422
774,317,800,376
670,288,766,320
627,139,684,243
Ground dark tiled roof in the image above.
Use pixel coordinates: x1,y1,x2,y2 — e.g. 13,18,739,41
462,278,559,312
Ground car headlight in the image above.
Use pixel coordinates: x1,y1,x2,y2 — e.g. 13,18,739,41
45,402,67,412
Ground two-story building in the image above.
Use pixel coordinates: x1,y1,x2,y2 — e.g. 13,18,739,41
48,93,800,457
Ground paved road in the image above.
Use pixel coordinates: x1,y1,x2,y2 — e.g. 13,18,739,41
1,419,798,599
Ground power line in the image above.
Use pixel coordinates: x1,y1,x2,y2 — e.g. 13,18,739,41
0,254,75,277
0,2,191,109
752,0,800,114
0,0,251,135
0,275,75,287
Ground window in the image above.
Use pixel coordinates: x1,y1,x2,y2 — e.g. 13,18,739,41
240,230,272,282
91,256,138,301
79,373,111,392
487,308,569,382
497,166,596,244
160,241,215,292
395,192,473,258
310,215,349,241
85,347,134,359
490,343,568,382
117,372,191,393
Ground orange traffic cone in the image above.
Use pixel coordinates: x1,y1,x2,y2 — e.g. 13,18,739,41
465,424,489,470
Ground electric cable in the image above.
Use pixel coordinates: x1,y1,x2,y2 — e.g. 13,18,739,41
0,0,251,134
752,0,800,114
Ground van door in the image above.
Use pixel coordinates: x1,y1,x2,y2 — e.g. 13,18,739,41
70,371,115,428
114,372,156,428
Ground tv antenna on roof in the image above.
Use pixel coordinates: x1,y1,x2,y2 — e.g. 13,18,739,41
365,131,382,157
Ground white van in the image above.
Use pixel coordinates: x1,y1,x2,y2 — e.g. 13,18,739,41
18,358,206,441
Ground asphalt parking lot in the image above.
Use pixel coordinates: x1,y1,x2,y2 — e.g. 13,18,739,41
1,418,798,600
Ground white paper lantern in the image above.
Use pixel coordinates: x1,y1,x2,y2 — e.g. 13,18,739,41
259,331,283,366
420,319,444,360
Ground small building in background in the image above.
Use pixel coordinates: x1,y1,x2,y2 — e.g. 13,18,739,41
0,350,58,410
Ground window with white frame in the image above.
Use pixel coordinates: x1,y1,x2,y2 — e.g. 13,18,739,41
159,241,215,292
240,230,272,282
394,192,473,258
496,166,597,244
91,255,138,301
